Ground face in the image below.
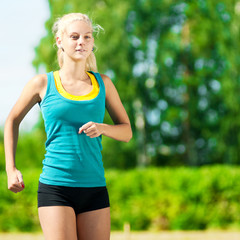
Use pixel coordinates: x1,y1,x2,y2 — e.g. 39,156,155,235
58,20,94,61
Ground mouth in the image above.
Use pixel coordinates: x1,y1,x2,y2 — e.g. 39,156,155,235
75,49,86,52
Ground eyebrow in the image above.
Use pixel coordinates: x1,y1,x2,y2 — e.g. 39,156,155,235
69,31,92,35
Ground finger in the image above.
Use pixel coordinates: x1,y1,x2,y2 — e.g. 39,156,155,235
9,184,23,193
79,122,93,133
9,187,18,193
17,171,25,188
86,131,100,138
79,123,95,134
84,125,96,134
89,134,98,138
82,121,94,130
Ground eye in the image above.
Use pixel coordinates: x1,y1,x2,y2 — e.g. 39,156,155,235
71,35,79,40
85,35,91,39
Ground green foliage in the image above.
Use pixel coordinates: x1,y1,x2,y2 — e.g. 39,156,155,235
126,0,240,166
32,0,240,167
0,169,42,232
1,166,240,232
0,127,46,172
108,166,240,230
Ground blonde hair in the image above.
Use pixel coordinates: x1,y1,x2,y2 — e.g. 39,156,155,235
52,13,103,72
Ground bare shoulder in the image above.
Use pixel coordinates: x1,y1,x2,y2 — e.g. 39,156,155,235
29,74,48,98
100,74,116,97
100,74,113,85
100,73,116,90
30,73,48,89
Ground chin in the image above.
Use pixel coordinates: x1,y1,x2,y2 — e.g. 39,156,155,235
71,55,87,62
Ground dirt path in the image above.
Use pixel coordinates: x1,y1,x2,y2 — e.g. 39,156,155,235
0,231,240,240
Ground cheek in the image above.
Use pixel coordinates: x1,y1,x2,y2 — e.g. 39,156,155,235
68,39,77,46
87,40,94,48
62,38,76,48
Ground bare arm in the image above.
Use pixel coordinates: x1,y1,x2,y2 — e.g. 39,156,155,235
4,74,47,193
79,74,132,142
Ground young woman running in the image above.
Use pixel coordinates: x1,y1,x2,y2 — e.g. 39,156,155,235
4,13,132,240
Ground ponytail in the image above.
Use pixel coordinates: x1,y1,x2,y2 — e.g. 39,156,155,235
86,51,97,72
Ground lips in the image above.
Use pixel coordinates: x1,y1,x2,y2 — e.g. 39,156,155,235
76,49,85,52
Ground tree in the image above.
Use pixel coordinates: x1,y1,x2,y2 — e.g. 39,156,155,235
125,0,240,166
33,0,240,167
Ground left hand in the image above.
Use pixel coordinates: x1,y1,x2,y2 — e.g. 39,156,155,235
78,121,103,138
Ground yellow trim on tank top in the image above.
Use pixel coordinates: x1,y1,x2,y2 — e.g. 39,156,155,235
53,71,100,101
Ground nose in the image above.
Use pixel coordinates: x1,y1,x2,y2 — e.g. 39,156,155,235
77,36,85,45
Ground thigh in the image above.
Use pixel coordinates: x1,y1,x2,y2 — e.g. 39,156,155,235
77,207,110,240
38,206,78,240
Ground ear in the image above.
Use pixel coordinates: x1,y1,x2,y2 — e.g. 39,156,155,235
56,37,62,48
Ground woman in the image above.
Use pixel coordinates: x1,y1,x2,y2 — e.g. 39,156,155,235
4,13,132,240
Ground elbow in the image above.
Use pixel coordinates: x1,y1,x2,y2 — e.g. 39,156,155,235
124,136,132,143
123,127,133,143
4,116,20,132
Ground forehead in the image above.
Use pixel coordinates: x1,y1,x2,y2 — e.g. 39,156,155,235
65,20,93,34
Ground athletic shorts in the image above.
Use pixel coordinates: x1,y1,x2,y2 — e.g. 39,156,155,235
37,181,110,215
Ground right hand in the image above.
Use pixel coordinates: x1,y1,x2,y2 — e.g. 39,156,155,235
7,168,25,193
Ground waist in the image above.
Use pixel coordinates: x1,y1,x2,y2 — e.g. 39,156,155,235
40,156,106,187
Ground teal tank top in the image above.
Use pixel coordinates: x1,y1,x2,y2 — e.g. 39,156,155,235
39,71,106,187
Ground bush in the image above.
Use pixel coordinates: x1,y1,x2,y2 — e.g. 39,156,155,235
1,166,240,232
0,169,41,232
107,166,240,230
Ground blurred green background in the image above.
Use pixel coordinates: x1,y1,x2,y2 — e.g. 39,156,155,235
1,0,240,232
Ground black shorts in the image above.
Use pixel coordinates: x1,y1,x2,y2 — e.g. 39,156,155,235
37,182,110,215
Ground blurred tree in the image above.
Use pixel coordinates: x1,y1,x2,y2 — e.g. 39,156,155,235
125,0,240,166
32,0,240,168
0,126,46,171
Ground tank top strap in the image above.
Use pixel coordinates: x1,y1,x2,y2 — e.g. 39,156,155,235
47,71,56,93
88,71,106,97
39,71,56,107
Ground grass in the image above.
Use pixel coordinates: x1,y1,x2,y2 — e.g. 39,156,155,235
1,231,240,240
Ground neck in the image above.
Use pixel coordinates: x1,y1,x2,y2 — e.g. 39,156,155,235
60,58,87,80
